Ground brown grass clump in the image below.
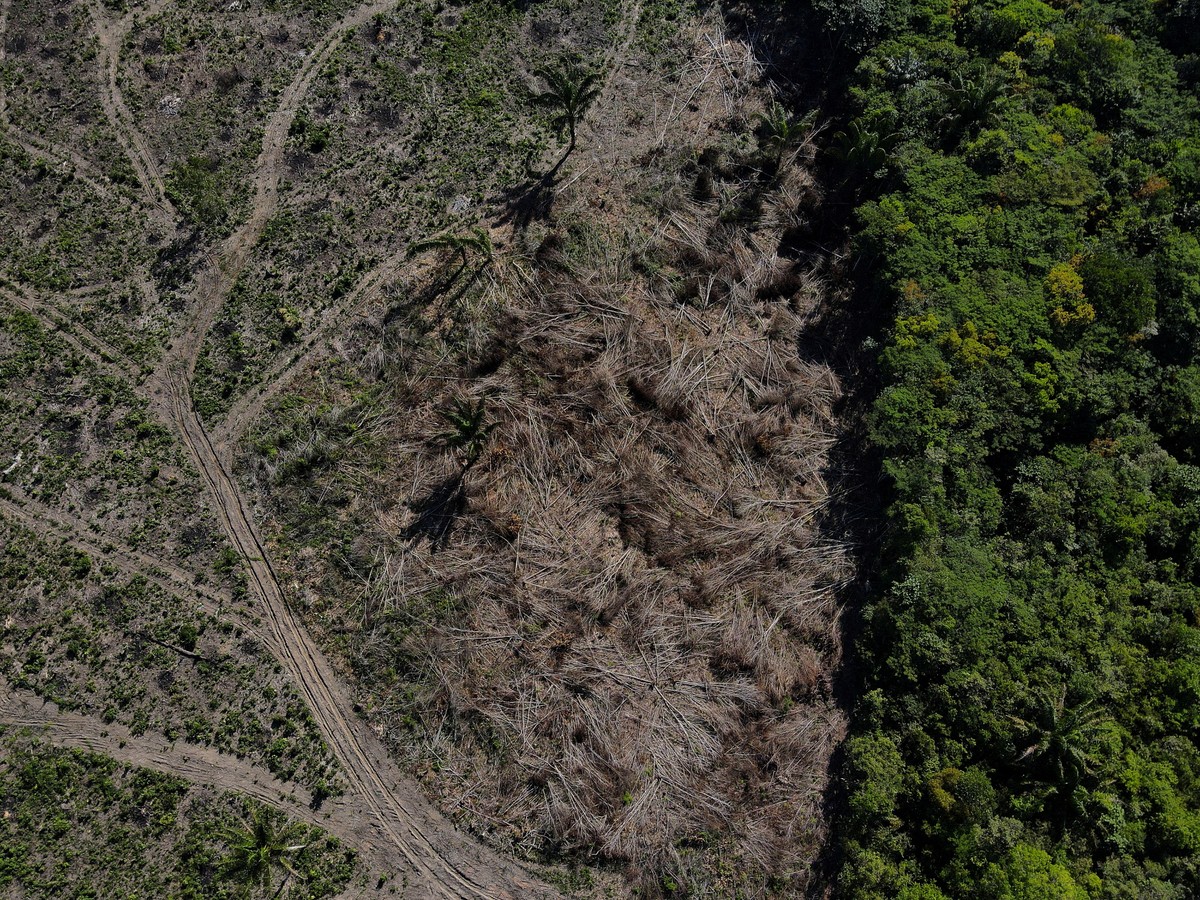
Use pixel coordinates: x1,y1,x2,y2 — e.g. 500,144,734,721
254,14,853,899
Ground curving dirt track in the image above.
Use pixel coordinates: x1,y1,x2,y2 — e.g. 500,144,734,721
87,0,177,220
0,0,560,895
157,0,406,396
0,0,668,893
0,686,327,822
166,375,556,898
0,492,275,650
0,685,440,893
0,281,141,381
0,124,120,203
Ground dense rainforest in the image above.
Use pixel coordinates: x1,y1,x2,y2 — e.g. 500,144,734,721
814,0,1200,897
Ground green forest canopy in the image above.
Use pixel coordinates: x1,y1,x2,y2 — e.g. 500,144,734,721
819,0,1200,897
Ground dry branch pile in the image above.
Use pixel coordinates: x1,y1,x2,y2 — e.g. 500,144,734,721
255,18,855,897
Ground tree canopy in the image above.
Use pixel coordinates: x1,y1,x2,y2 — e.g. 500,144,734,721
821,0,1200,896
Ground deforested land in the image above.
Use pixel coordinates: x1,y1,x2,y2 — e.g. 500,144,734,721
2,1,1199,899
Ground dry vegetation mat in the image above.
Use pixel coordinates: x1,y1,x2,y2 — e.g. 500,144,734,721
247,7,857,896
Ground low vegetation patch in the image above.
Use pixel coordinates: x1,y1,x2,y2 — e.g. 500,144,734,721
0,733,357,898
0,521,343,792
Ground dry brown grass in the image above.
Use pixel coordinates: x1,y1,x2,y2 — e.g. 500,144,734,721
254,14,854,898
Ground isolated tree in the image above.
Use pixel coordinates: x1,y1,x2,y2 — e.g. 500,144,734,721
407,227,494,269
531,59,602,155
434,397,498,469
220,809,309,899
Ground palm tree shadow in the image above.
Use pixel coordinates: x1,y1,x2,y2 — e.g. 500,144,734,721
496,166,560,231
441,261,492,311
403,472,466,549
501,55,597,230
382,258,490,331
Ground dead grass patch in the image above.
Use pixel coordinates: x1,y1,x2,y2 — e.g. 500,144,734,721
253,11,852,897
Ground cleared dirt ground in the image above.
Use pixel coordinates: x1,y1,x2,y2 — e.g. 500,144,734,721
0,0,854,896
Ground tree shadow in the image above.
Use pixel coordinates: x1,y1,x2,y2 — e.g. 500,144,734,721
440,261,492,311
718,1,861,107
794,276,886,900
495,145,574,231
402,472,466,549
496,170,557,231
383,257,491,331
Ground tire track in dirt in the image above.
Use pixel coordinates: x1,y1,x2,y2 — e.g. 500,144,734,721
167,374,556,898
0,685,316,811
0,493,270,648
158,0,404,395
218,0,647,450
0,281,141,382
0,687,404,894
0,125,120,203
87,0,177,219
0,0,122,203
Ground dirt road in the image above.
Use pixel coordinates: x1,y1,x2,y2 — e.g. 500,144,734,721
166,373,553,898
0,1,559,895
0,685,439,893
87,0,177,220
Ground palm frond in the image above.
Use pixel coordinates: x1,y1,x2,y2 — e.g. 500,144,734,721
408,227,493,262
530,58,602,150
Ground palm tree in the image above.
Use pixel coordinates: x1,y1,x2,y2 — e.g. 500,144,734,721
407,227,493,269
938,68,1007,144
1010,688,1108,789
434,397,498,469
758,102,817,170
531,59,602,156
831,119,898,180
220,809,309,898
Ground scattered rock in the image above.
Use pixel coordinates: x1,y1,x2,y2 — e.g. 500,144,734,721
158,94,183,117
